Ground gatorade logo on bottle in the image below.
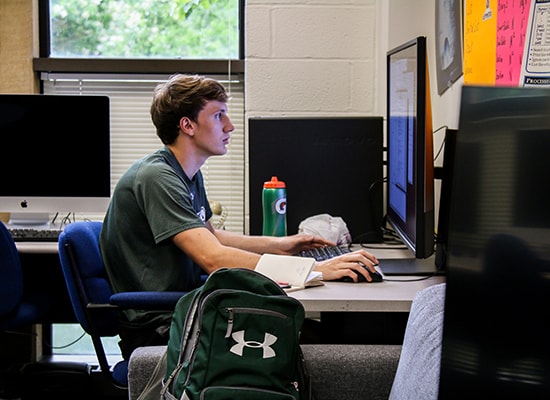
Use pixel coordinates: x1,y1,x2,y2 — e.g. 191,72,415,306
275,197,287,215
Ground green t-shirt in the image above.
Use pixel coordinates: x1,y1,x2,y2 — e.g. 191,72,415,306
100,147,212,328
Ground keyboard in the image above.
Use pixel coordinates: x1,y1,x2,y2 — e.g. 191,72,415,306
8,227,63,242
299,245,351,261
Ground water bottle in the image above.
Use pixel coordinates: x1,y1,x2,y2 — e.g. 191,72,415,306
262,176,287,236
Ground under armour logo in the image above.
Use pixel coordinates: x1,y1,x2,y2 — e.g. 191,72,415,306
230,330,277,358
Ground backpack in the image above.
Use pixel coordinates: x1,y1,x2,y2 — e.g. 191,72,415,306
160,267,312,400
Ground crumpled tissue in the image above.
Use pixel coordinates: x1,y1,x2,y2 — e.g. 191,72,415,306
298,213,352,245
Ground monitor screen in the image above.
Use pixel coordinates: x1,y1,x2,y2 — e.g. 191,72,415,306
386,36,435,259
439,85,550,397
248,117,384,243
0,94,111,226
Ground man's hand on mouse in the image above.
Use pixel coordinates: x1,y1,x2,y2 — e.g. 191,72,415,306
313,249,379,282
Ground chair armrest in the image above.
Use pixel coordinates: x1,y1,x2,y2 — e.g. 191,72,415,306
110,291,187,310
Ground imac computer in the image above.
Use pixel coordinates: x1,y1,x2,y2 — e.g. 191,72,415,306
0,94,111,227
439,85,550,398
248,117,384,243
385,36,435,259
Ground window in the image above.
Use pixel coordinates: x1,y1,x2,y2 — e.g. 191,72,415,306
37,0,245,358
45,0,242,59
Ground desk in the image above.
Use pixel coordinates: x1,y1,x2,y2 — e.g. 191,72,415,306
16,241,58,254
16,241,445,344
16,242,444,315
16,242,75,323
291,243,444,312
292,244,446,343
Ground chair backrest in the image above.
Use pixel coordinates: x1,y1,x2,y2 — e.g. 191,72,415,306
57,220,189,389
0,222,24,320
57,220,118,336
57,220,129,389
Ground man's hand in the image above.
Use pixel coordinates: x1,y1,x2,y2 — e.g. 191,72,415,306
313,249,379,282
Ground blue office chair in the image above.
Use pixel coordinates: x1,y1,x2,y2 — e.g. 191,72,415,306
57,221,188,389
0,222,53,331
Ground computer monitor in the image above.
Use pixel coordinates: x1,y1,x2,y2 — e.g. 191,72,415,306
439,85,550,397
0,94,111,226
248,117,384,242
386,36,435,259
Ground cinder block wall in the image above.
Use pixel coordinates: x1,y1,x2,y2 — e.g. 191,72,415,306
245,0,381,118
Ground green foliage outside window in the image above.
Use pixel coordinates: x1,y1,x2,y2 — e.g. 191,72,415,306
49,0,239,59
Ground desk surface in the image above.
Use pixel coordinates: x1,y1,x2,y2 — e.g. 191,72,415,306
290,275,445,312
16,241,445,313
289,245,445,312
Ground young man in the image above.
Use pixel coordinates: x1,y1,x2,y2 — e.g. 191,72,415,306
100,74,379,359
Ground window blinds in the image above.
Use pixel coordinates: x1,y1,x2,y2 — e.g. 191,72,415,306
41,73,245,233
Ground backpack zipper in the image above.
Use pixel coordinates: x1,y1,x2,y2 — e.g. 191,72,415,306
225,306,289,338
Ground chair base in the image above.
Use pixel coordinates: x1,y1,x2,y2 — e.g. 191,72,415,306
16,360,127,400
21,361,92,399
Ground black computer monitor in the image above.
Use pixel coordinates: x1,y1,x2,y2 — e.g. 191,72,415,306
439,85,550,398
386,36,435,259
0,94,111,226
248,117,384,242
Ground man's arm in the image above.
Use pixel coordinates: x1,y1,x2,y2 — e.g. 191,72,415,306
211,227,289,255
172,225,261,274
174,222,380,282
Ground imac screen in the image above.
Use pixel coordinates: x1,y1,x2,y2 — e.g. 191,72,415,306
0,94,111,225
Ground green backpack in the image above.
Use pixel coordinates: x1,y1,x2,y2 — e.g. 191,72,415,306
160,267,312,400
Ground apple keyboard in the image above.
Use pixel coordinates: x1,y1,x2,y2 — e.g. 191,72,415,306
8,227,63,242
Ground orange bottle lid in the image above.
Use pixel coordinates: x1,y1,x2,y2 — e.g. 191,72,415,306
264,176,286,188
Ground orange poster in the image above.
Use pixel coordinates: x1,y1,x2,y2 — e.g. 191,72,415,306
464,0,498,84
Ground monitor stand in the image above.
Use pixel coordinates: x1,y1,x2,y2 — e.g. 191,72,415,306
8,212,51,228
378,255,443,276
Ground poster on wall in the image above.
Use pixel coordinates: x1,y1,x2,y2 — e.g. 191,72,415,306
463,0,497,84
463,0,533,86
435,0,463,94
519,0,550,87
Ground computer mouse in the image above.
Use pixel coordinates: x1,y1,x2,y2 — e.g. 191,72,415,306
339,264,383,283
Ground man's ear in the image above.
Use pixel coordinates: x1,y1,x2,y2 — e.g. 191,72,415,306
178,116,194,136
